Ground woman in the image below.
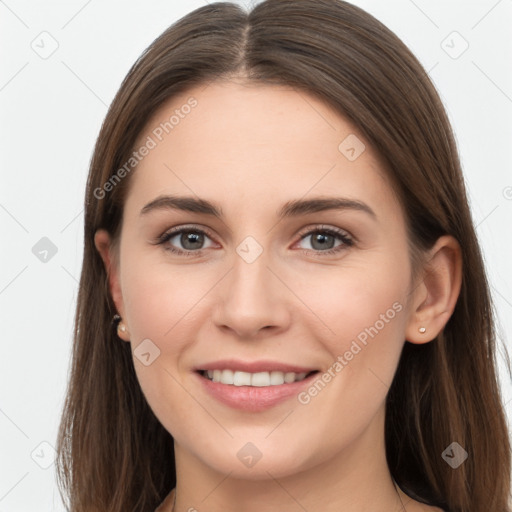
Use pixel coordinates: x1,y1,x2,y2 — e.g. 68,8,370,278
55,1,512,511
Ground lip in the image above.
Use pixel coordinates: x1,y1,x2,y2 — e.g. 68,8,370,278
194,359,318,374
194,359,319,412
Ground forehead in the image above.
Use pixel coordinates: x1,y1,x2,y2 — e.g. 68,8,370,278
137,79,371,165
126,79,402,224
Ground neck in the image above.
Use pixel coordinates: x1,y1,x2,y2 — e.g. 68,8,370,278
166,407,406,512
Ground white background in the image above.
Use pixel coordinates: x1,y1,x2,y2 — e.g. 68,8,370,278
1,0,511,510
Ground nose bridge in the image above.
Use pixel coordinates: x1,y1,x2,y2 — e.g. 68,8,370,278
229,230,273,296
229,241,275,313
211,237,291,337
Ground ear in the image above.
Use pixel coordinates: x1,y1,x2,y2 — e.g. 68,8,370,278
94,229,130,342
405,235,462,344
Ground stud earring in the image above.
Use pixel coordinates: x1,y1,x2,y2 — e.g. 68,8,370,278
418,326,426,333
113,314,128,335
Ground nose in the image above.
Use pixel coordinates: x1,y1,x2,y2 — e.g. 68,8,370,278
211,250,292,340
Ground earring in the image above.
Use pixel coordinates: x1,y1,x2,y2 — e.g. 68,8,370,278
418,326,426,333
112,314,127,334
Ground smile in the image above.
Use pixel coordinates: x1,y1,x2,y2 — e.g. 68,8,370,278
200,369,316,386
194,361,321,411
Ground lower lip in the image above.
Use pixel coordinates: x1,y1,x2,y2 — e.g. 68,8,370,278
196,371,318,412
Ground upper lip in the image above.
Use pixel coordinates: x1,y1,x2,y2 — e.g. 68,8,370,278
195,359,318,374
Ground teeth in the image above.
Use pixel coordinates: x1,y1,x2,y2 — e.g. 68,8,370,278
233,371,252,386
204,370,309,386
270,371,285,385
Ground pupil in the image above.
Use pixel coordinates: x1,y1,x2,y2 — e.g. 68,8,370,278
312,233,334,250
182,232,203,250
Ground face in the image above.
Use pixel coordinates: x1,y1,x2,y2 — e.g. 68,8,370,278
99,80,421,480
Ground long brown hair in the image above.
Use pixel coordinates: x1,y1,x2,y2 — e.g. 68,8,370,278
55,1,512,510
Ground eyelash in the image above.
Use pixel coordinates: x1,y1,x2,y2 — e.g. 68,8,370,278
155,224,354,257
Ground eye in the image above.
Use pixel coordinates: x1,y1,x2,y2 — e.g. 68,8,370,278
154,224,354,257
295,225,353,255
156,225,216,256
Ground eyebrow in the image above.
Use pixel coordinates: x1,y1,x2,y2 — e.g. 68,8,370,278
140,194,376,220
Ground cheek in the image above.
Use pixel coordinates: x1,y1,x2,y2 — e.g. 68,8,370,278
298,257,409,349
120,254,212,347
118,254,221,430
326,280,407,355
300,258,410,407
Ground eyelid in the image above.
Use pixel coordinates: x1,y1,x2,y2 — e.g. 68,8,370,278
155,223,354,256
156,223,353,242
155,224,217,243
296,223,353,240
293,224,354,254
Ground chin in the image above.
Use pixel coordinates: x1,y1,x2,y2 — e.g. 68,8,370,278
192,440,315,481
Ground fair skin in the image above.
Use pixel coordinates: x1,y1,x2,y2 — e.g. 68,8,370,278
95,80,461,512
